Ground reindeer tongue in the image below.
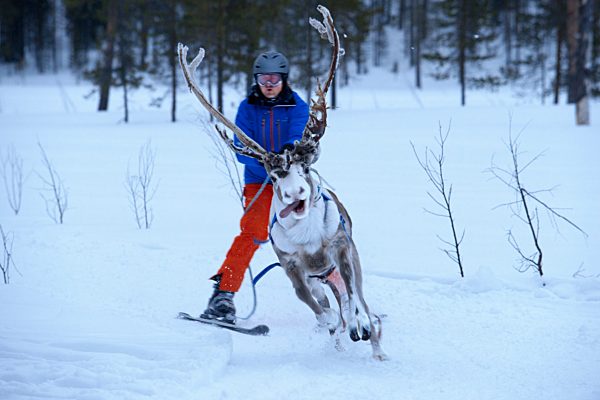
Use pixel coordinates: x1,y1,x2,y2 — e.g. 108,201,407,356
279,200,302,219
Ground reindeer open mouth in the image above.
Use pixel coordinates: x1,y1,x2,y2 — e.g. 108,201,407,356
279,199,307,219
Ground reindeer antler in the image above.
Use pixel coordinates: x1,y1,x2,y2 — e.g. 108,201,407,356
301,5,344,147
177,44,268,161
178,5,343,170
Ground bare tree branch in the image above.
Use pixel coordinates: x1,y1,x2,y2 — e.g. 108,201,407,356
0,225,19,284
36,142,68,224
0,145,24,215
488,118,587,279
412,121,465,278
201,117,243,208
125,141,158,229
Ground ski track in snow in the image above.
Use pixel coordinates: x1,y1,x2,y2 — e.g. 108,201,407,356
1,67,599,400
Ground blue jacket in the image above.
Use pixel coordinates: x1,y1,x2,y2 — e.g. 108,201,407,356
234,85,309,184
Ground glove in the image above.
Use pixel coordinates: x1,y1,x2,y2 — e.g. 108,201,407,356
278,143,295,154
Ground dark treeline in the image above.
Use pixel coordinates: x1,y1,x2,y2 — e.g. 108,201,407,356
1,0,598,122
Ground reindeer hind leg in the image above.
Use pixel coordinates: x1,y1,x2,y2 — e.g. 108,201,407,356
335,247,372,342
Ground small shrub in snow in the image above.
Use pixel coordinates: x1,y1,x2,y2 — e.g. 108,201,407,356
0,225,16,284
1,145,24,215
37,142,68,224
125,140,158,229
488,121,587,279
412,122,466,278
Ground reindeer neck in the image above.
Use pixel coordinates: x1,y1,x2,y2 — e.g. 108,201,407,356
271,178,340,253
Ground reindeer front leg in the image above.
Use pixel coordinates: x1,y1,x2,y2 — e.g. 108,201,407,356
283,260,339,332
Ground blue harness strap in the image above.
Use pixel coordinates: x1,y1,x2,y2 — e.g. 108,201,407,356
252,261,281,285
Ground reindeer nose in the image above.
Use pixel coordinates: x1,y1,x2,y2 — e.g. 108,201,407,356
284,186,305,200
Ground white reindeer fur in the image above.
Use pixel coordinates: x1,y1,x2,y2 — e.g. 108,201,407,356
270,164,340,255
268,163,387,360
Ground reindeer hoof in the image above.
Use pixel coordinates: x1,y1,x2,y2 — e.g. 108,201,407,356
349,328,361,342
349,324,371,342
361,325,371,341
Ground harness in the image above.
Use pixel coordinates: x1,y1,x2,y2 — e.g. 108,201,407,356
245,187,351,319
268,188,350,245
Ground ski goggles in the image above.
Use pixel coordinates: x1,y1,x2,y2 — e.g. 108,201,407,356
256,73,283,87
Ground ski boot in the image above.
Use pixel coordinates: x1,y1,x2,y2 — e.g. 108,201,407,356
201,280,236,324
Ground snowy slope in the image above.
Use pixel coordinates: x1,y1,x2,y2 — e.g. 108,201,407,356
1,65,599,400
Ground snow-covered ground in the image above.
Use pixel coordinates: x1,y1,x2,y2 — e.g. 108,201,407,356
1,63,599,400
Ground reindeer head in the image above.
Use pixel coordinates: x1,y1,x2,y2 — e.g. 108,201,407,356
261,142,322,219
178,5,342,220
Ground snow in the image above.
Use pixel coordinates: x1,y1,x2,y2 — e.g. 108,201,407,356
1,63,599,400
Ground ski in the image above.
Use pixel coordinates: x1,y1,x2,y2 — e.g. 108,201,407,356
177,312,269,336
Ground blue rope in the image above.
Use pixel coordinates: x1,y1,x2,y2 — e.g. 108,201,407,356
236,261,280,321
252,262,281,285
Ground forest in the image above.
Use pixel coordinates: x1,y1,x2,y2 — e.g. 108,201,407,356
1,0,598,122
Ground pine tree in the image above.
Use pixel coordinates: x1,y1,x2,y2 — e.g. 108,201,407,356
145,0,183,122
0,1,25,65
567,0,592,124
590,0,600,97
64,0,103,72
499,1,558,103
423,0,501,105
96,0,118,111
113,0,144,122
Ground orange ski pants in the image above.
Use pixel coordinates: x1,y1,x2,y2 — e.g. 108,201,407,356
213,183,273,292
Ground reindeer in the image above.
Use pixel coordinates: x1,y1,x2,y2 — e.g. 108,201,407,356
178,5,387,361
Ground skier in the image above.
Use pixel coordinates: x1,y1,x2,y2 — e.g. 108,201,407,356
201,50,309,324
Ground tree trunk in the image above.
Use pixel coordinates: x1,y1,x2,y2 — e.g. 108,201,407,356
0,2,25,65
514,0,521,76
216,1,225,113
217,47,224,114
504,5,512,71
458,0,467,106
139,3,149,68
34,3,47,73
98,0,118,111
414,0,422,88
331,74,337,110
567,0,591,125
169,0,177,123
51,0,57,72
566,0,579,104
116,3,128,123
576,97,589,125
208,55,214,123
409,0,415,66
421,0,428,39
553,0,565,104
356,40,364,74
398,0,406,30
122,76,129,123
372,0,383,67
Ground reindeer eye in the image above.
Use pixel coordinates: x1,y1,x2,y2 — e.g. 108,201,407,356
270,169,288,180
